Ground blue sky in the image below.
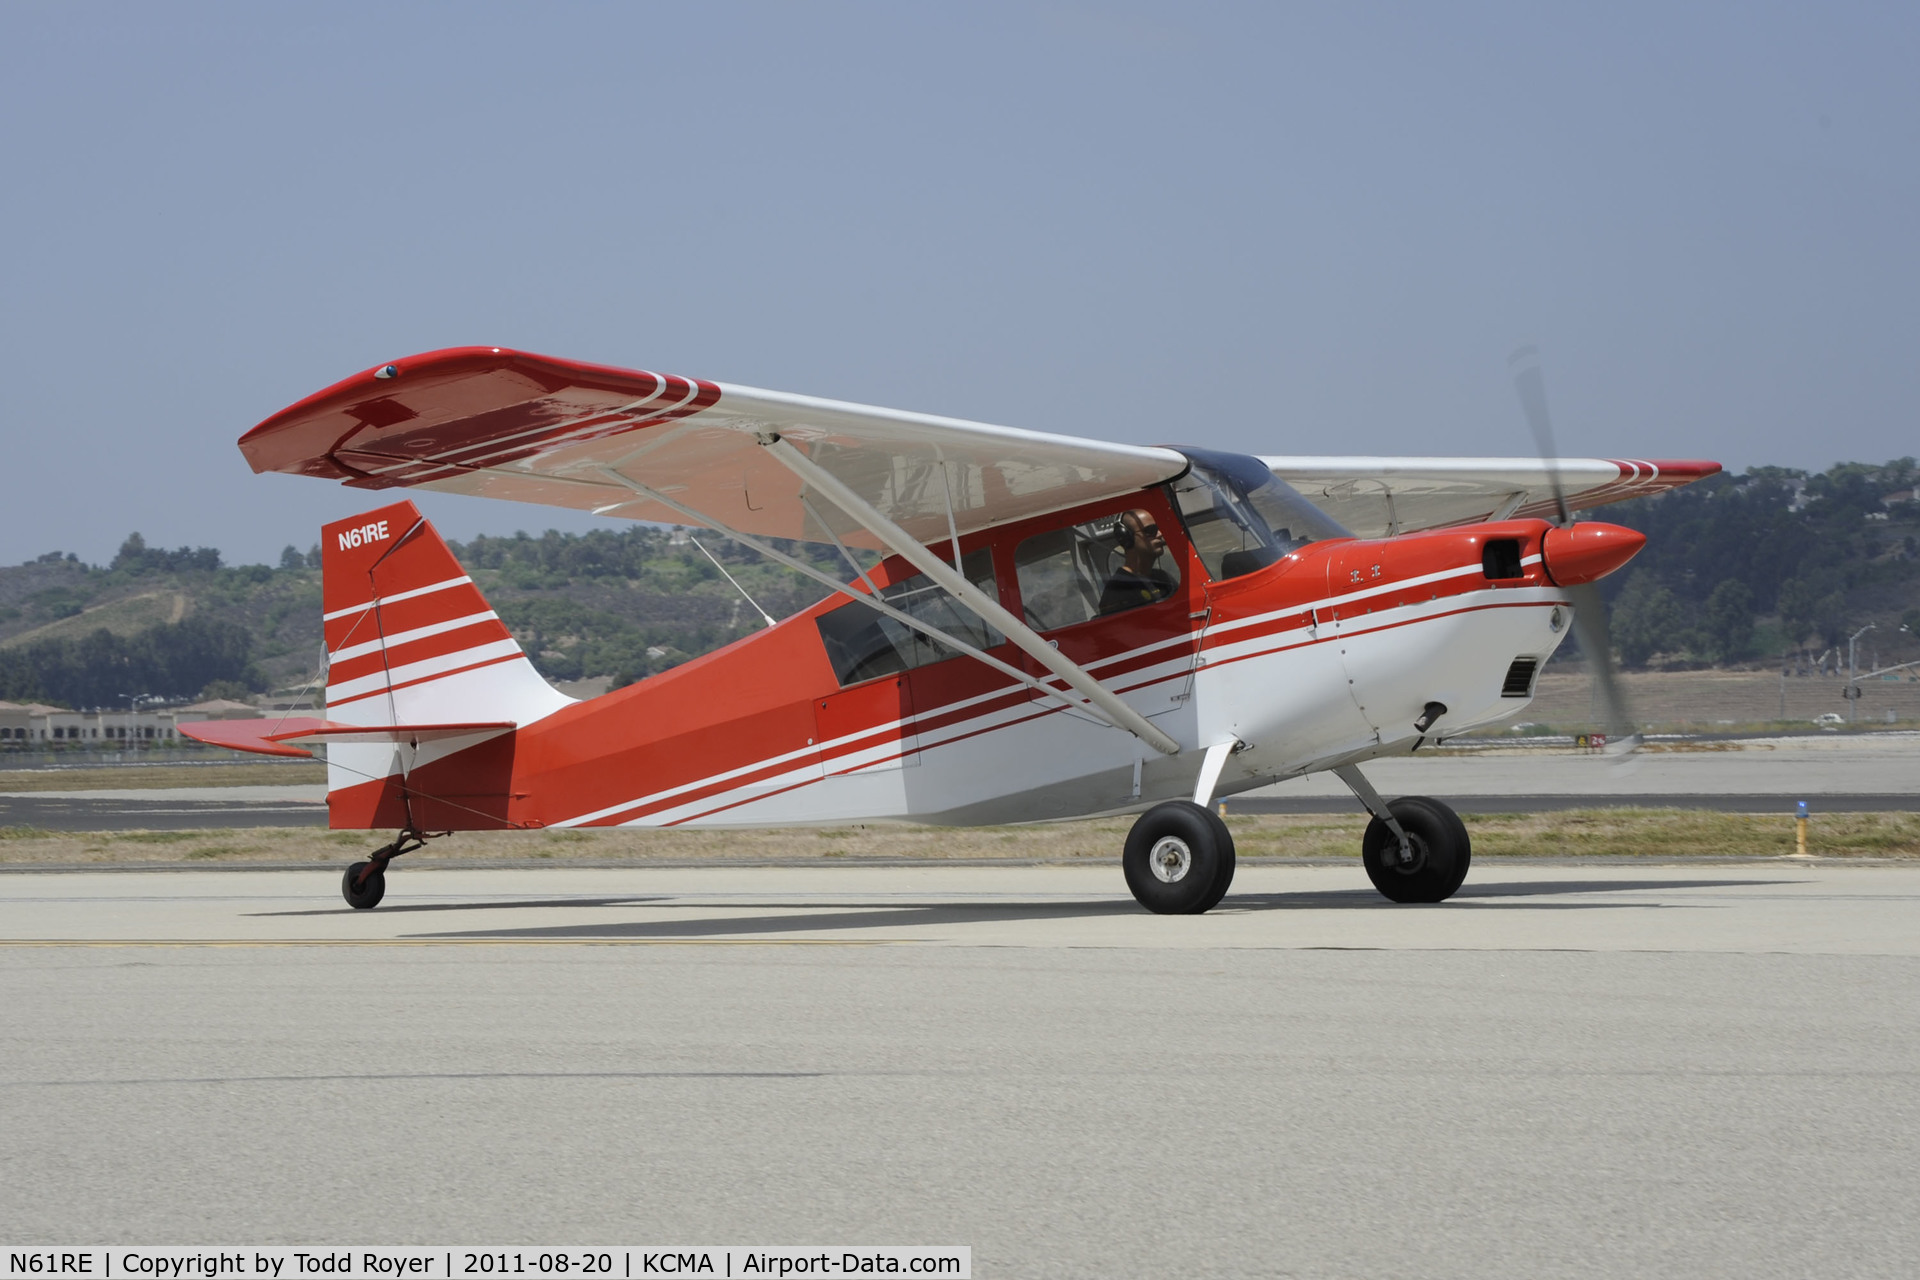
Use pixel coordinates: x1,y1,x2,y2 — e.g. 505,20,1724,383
3,2,1915,565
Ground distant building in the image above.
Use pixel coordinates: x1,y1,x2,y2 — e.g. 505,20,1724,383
0,700,257,748
173,698,262,721
92,709,180,743
40,707,93,743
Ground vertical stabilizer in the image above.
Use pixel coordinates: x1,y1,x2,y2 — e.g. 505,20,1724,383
320,501,571,822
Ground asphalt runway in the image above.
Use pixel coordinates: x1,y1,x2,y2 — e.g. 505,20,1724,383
0,791,328,830
1,863,1915,1277
3,778,1914,833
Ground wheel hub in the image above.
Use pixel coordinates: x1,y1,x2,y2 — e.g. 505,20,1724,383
1388,832,1429,874
1149,836,1193,883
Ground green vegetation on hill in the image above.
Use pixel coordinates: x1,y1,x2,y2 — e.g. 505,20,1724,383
0,527,853,707
1599,460,1919,667
2,458,1914,709
452,526,854,686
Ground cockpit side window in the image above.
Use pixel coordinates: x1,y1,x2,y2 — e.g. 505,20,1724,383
815,549,1002,687
1170,448,1351,582
1014,509,1182,632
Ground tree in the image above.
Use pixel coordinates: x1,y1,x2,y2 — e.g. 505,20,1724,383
1699,579,1754,663
279,545,305,570
0,617,258,706
198,678,254,702
111,533,222,575
1610,572,1686,667
1776,577,1820,647
1813,591,1849,648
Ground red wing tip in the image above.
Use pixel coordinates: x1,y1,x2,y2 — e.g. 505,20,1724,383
239,346,525,446
1636,460,1723,480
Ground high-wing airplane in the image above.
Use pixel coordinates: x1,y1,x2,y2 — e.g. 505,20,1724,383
181,347,1717,912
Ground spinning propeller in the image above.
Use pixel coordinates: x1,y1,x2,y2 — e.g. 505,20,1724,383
1509,347,1641,755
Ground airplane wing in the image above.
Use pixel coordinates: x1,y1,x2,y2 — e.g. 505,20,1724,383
240,347,1189,550
1261,456,1722,539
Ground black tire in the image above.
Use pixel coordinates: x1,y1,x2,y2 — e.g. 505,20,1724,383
1196,804,1237,912
342,861,386,910
1124,801,1236,914
1361,796,1470,904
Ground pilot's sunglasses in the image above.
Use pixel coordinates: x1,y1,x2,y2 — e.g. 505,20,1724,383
1136,523,1160,537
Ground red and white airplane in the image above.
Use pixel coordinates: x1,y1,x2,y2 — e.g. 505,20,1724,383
181,347,1717,912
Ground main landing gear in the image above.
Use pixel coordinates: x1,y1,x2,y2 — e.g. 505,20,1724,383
1123,801,1236,914
341,829,441,910
1358,795,1472,903
1329,762,1470,902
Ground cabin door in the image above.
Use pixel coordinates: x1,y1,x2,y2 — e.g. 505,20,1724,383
815,675,920,774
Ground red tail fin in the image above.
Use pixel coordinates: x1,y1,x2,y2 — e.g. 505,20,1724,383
319,501,571,830
321,500,570,729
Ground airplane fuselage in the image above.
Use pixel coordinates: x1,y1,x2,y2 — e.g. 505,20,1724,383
324,489,1574,832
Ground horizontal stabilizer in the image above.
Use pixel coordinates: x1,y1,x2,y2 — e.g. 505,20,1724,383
270,721,515,747
176,717,325,758
178,718,514,758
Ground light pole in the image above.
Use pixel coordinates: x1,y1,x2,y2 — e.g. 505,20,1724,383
118,693,151,750
1846,624,1875,723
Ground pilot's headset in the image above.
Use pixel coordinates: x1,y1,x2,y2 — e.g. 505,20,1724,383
1109,514,1139,551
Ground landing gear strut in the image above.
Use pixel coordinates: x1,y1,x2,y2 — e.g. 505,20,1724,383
341,829,441,910
1123,801,1236,914
1358,796,1471,903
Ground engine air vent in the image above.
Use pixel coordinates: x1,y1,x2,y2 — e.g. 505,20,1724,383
1482,539,1524,580
1501,656,1540,698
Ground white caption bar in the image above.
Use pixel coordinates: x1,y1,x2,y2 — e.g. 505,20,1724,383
2,1251,968,1280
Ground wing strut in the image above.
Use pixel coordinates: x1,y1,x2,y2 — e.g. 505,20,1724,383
586,469,1110,725
760,435,1182,756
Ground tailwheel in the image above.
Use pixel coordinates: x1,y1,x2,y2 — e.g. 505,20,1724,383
1123,800,1236,914
339,829,440,910
1361,796,1471,904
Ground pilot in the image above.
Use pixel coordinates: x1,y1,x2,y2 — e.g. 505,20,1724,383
1098,508,1177,614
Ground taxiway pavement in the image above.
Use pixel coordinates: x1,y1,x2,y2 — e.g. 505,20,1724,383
2,734,1913,830
0,784,327,830
1,862,1915,1277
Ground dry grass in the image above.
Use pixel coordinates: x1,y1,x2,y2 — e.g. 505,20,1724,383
0,762,326,791
1,809,1915,866
1228,809,1920,859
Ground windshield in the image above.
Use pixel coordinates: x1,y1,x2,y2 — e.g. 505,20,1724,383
1169,448,1351,581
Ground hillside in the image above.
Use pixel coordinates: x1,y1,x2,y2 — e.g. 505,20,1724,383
1,457,1915,710
0,528,854,708
1596,459,1919,668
